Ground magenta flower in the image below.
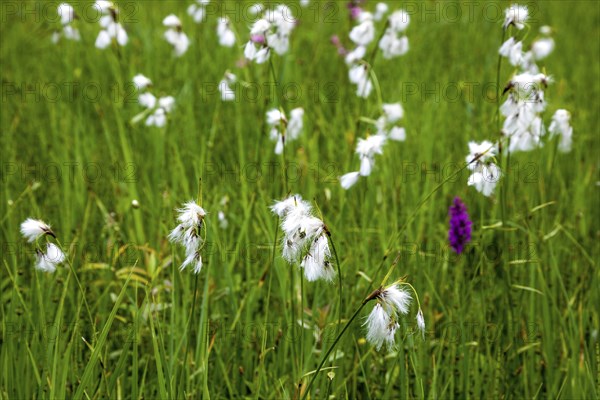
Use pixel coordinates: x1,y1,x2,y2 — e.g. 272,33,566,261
250,34,265,44
347,1,364,20
448,197,472,254
330,35,348,55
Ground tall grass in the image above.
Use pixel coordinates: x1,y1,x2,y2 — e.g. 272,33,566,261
1,1,598,398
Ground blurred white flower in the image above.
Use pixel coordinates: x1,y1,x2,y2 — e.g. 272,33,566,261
548,109,573,153
500,73,549,153
388,126,406,141
465,141,501,197
539,25,552,35
382,103,404,124
349,13,375,46
379,31,408,59
132,74,152,91
348,64,373,98
468,163,502,197
188,0,210,23
145,96,175,127
35,243,65,273
374,103,406,141
503,4,528,30
416,309,426,338
217,17,236,47
163,15,190,57
531,37,555,60
53,3,81,43
94,1,128,49
373,3,389,21
499,37,523,66
244,40,270,64
94,0,112,13
218,72,236,101
248,3,264,16
270,194,308,217
95,30,111,49
344,45,366,65
340,171,360,190
356,135,387,176
137,87,175,128
287,108,304,140
251,18,271,35
265,5,295,35
139,92,157,108
266,108,284,125
465,140,496,169
266,108,303,154
218,211,228,229
58,3,75,25
245,5,296,63
20,218,54,242
388,9,410,33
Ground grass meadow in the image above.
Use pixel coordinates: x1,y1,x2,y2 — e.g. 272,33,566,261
1,0,599,398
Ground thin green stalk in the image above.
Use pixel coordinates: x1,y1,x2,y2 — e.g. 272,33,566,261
302,301,368,399
368,20,389,69
180,273,199,396
326,231,343,338
56,239,96,342
367,63,384,111
496,28,506,145
281,142,289,195
269,56,289,195
290,258,298,379
256,220,279,399
497,27,508,236
300,270,305,378
353,20,389,137
268,57,284,108
313,202,343,338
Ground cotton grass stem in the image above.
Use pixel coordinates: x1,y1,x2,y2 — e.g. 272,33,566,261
496,28,508,236
353,22,387,140
56,239,96,341
326,230,343,337
313,201,343,337
302,301,368,399
180,273,199,393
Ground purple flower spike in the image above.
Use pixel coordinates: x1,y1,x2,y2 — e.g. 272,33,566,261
250,34,265,44
347,1,364,20
330,35,348,56
349,6,363,20
448,197,472,254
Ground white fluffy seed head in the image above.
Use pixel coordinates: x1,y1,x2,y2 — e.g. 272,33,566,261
340,171,360,190
364,303,398,351
133,74,152,91
416,309,426,338
57,3,75,25
503,4,528,30
20,218,53,242
169,201,207,273
35,243,65,273
380,284,412,316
